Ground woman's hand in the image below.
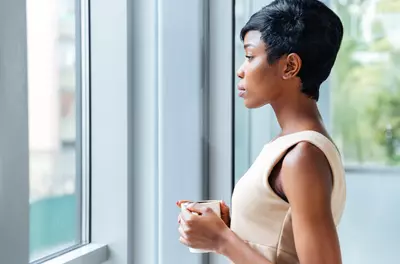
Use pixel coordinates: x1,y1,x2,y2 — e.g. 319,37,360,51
220,201,231,227
176,200,231,227
178,204,231,253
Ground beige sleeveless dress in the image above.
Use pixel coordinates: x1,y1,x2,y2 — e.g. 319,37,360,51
230,131,346,264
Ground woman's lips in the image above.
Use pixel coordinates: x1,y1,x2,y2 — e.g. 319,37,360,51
238,85,246,97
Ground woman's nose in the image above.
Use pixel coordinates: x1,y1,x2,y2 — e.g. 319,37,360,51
236,64,244,79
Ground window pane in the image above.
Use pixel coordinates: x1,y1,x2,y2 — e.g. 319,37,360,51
27,0,83,261
331,0,400,166
234,0,252,183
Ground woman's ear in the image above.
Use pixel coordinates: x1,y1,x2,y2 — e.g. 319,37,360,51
283,53,301,80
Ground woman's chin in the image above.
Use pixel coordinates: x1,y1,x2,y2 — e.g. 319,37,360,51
243,98,267,109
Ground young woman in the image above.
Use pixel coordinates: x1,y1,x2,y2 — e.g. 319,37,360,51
177,0,346,263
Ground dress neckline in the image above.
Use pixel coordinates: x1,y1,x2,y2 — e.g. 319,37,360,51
267,130,331,145
265,130,340,153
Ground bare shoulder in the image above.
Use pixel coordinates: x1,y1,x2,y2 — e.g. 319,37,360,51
281,141,333,201
283,141,330,171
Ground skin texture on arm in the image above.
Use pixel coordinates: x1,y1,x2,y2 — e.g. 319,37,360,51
219,141,342,264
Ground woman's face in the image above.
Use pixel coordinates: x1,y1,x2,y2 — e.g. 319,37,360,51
236,31,285,109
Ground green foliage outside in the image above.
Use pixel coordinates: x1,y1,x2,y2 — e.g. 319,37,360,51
331,0,400,165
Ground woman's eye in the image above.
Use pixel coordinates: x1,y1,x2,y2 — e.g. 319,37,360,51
245,55,254,61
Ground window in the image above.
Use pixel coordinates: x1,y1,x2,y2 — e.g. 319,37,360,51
331,0,400,167
27,0,89,262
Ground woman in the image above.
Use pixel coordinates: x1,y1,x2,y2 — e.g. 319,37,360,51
177,0,346,263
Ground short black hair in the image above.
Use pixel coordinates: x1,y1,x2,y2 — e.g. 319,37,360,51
240,0,343,101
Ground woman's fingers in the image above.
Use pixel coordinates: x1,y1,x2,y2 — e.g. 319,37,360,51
176,200,192,208
220,201,230,216
179,200,229,225
178,222,189,246
178,223,188,235
179,236,190,246
219,201,231,226
220,201,229,211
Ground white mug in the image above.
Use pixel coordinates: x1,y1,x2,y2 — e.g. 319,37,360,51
180,200,221,253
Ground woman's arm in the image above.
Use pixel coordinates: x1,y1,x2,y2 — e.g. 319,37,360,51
219,142,342,264
218,230,273,264
280,142,342,264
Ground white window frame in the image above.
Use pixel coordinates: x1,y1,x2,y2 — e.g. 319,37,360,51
90,0,235,263
208,1,235,264
0,1,30,263
91,0,227,263
0,0,108,263
2,0,236,264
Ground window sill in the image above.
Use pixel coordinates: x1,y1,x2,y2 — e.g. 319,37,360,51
42,244,108,264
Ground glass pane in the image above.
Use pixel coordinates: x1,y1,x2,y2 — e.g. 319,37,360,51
331,0,400,166
234,0,251,183
27,0,81,261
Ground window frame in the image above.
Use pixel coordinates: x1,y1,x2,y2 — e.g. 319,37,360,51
76,0,91,247
208,1,235,264
1,0,222,263
0,0,30,263
0,0,108,263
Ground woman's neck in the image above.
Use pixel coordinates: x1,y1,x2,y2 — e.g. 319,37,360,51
271,94,324,135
